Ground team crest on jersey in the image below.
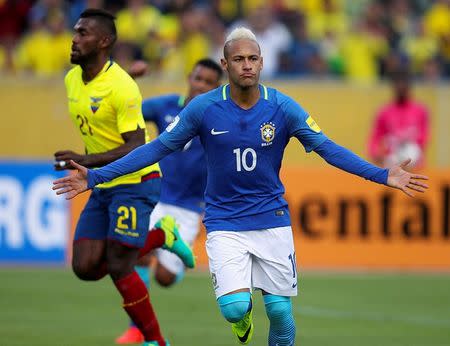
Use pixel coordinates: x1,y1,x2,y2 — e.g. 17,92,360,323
90,97,103,113
260,122,276,146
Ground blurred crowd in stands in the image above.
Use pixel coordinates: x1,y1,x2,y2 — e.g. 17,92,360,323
0,0,449,82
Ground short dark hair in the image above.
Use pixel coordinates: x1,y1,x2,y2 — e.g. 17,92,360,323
80,8,117,45
195,58,223,80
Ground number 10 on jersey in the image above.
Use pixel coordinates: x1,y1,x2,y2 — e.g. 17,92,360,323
233,148,257,172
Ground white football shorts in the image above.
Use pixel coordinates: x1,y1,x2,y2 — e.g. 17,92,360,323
149,202,201,275
206,226,298,298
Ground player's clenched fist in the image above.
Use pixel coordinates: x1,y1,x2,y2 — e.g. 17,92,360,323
54,150,85,170
52,160,89,199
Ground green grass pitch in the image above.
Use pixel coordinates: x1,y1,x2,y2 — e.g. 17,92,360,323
1,268,449,346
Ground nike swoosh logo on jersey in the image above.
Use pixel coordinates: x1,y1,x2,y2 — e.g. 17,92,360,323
292,282,297,288
211,129,229,135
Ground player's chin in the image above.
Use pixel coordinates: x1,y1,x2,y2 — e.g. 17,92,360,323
239,78,257,88
70,53,81,64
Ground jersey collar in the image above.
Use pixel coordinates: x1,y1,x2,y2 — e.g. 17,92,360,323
178,95,186,108
221,83,268,101
83,59,114,84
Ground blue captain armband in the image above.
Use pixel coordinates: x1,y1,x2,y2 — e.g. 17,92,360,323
314,139,388,185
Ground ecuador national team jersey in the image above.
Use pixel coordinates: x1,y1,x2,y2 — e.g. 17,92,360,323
65,60,160,188
142,94,206,213
159,84,327,232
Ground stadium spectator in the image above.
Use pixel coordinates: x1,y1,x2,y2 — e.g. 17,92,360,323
54,9,194,346
339,19,388,83
53,27,429,346
307,0,349,41
401,20,438,76
68,0,104,27
15,9,72,77
1,0,448,80
0,0,32,72
115,0,161,46
423,0,450,39
229,4,292,79
116,57,223,344
278,12,326,76
368,69,430,168
162,5,211,77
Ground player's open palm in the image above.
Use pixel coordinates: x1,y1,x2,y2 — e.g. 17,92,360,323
387,159,429,197
52,160,89,199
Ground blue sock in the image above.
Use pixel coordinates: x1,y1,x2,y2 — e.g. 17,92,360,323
263,295,296,346
174,270,185,284
217,292,252,323
128,265,150,327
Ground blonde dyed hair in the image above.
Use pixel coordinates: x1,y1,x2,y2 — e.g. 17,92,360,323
223,27,260,58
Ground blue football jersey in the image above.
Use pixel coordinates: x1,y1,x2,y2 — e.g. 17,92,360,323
142,94,206,213
159,84,328,232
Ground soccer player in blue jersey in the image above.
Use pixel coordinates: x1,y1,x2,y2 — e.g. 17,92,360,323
116,58,223,344
55,9,195,346
53,27,429,346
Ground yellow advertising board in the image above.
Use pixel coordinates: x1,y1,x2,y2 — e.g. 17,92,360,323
69,168,450,270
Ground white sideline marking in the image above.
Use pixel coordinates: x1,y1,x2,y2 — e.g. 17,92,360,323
296,305,450,327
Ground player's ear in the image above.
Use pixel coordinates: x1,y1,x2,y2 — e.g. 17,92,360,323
259,56,264,71
99,35,111,49
220,58,227,71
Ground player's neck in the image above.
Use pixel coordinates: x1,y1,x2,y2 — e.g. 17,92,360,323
229,83,260,110
81,55,110,83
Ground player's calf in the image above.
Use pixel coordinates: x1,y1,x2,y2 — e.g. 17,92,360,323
218,292,254,344
264,295,295,346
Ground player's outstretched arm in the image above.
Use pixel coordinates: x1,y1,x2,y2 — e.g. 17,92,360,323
52,138,174,199
386,159,428,197
314,139,428,197
52,160,88,199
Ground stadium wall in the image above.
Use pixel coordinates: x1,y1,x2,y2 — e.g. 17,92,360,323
0,77,449,166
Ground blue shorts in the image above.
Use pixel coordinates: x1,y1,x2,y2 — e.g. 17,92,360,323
74,178,160,248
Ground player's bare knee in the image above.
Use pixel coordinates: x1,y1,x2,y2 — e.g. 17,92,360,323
72,259,98,281
107,258,131,280
106,240,139,280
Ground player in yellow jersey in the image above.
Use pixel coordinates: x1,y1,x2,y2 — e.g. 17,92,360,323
53,9,194,346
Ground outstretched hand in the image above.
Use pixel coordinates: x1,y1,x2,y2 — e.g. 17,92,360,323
387,159,429,197
52,160,89,199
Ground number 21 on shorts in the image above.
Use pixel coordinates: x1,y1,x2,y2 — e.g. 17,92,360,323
116,205,137,230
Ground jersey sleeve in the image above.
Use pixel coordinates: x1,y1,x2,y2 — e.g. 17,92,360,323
111,78,145,134
141,97,160,122
280,94,328,152
158,95,205,151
